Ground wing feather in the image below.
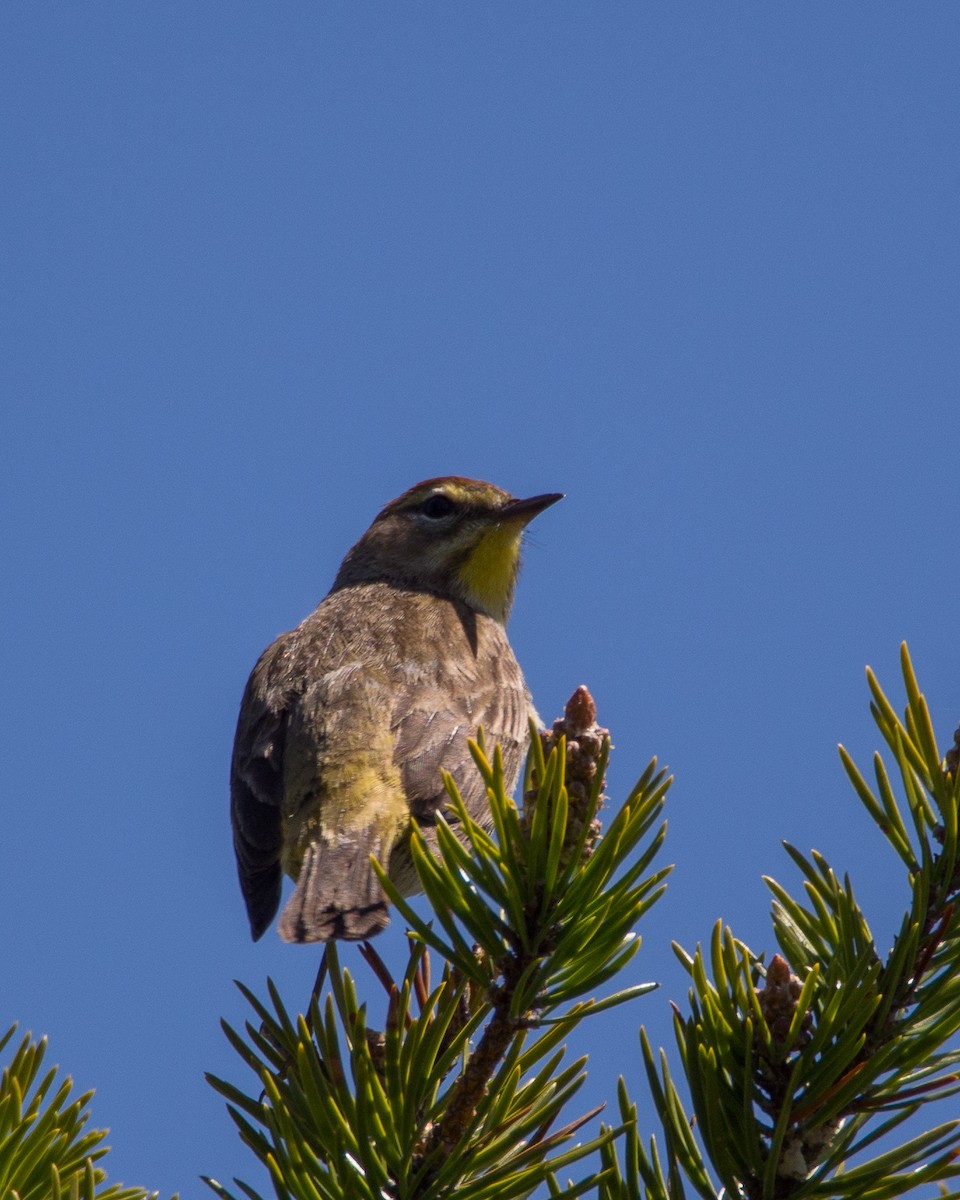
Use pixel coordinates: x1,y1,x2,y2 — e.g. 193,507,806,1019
230,634,297,940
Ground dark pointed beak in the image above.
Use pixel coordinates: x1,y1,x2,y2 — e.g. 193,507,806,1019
497,492,564,524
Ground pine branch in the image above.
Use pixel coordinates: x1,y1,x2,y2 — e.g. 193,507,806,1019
420,686,611,1163
0,1023,167,1200
207,687,671,1200
627,643,960,1200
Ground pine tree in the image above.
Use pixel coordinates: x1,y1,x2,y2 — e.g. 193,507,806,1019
6,646,960,1199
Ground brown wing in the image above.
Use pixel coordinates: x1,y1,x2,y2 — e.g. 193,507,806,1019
391,607,531,833
230,633,297,941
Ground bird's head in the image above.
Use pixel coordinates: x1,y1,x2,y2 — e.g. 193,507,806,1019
333,476,563,622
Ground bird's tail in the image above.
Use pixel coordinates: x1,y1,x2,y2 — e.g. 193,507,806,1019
277,838,391,943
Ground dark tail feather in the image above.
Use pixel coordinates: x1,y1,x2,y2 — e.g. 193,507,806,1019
277,840,391,943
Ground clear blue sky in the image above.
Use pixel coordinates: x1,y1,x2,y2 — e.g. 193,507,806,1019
3,6,959,1197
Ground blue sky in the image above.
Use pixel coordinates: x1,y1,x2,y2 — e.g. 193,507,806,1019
3,5,959,1197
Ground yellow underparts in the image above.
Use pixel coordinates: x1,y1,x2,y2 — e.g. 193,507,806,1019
282,743,407,877
457,524,522,622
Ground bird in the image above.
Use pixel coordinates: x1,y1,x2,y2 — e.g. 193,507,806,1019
230,476,562,943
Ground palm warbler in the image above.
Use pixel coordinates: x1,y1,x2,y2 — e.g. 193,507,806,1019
231,476,562,943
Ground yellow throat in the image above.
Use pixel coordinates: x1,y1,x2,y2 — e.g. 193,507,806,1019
456,522,524,623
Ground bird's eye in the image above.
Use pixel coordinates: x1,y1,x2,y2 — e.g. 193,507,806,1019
421,494,456,519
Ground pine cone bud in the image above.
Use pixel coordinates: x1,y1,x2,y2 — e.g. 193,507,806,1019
525,686,608,865
757,954,812,1050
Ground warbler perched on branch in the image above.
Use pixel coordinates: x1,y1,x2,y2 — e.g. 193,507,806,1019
230,476,562,943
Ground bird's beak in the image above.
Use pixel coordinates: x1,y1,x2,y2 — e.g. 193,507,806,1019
497,492,564,524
